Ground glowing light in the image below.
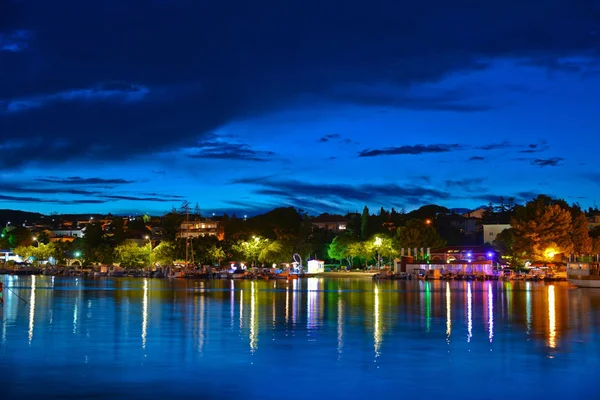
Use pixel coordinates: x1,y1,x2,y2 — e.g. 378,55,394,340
73,298,79,334
250,281,257,353
28,275,36,345
544,247,558,260
526,281,532,334
230,280,235,328
292,278,298,324
307,278,318,330
487,252,493,258
425,282,431,333
488,283,494,342
467,282,472,342
374,237,382,247
239,289,244,331
548,285,556,349
374,285,381,358
142,279,148,349
337,295,344,358
445,282,451,341
425,219,431,225
285,282,289,324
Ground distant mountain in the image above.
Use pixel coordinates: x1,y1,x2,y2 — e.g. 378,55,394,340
0,209,45,226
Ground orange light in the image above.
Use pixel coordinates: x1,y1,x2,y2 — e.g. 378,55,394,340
425,219,432,225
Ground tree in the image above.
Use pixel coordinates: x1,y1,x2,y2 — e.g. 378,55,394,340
114,242,151,268
493,228,518,263
511,196,573,261
232,236,269,267
151,241,176,266
207,245,226,266
327,235,355,267
360,206,370,239
395,219,446,250
571,208,592,255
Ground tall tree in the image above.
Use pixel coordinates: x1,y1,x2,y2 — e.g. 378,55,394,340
360,206,370,240
511,197,573,261
571,208,593,255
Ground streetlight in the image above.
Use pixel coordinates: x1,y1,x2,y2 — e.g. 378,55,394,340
374,236,383,270
33,237,38,247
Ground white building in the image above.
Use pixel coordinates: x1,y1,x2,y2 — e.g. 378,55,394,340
483,224,511,244
51,229,86,238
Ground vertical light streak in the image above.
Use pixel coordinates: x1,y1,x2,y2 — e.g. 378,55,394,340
230,280,235,329
337,295,343,358
292,278,298,324
142,279,148,349
445,282,451,341
467,282,472,342
239,289,244,331
307,278,318,329
488,283,494,342
548,285,556,349
425,282,431,333
526,281,532,334
250,281,257,353
374,285,381,358
28,275,36,345
285,282,289,324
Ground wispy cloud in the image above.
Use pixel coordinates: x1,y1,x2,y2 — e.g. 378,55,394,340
468,156,485,161
358,144,462,157
2,82,150,113
477,141,513,151
0,30,31,52
36,176,134,185
518,140,551,154
531,158,563,167
188,141,275,162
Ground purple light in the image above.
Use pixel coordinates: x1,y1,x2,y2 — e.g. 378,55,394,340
487,252,493,258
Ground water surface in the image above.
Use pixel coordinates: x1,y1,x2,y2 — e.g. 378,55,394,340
1,276,599,399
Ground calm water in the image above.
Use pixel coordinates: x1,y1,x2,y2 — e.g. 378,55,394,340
1,276,599,399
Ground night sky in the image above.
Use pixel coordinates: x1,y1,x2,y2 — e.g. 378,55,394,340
1,1,600,216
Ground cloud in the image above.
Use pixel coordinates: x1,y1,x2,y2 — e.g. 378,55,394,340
102,195,173,202
318,134,341,143
468,156,485,161
531,157,563,167
1,1,599,168
2,82,150,113
188,141,275,162
518,140,551,153
232,177,452,212
0,194,107,205
35,176,135,185
477,141,513,151
358,144,462,157
0,30,31,52
444,178,486,193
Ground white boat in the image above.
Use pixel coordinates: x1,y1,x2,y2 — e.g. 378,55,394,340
567,262,600,288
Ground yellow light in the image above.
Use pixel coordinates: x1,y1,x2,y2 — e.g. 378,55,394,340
544,248,557,260
374,237,382,247
425,219,431,225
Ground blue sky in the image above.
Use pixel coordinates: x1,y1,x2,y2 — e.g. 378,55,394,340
1,1,600,216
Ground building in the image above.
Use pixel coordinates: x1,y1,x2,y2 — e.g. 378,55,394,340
311,214,347,233
178,220,224,240
483,224,511,244
461,207,489,219
50,228,86,242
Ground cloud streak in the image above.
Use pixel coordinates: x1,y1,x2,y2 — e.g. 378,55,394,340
358,144,462,157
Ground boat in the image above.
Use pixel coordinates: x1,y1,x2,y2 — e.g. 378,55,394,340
500,268,514,281
567,262,600,288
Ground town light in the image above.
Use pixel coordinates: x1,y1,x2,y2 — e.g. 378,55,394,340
425,219,432,225
544,248,557,260
144,235,150,240
74,251,81,258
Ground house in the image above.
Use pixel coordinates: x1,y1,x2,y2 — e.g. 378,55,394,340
482,224,511,244
311,214,348,233
50,228,86,242
178,219,224,240
397,245,500,276
462,207,489,219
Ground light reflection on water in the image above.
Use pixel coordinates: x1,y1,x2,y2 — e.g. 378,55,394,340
1,276,599,400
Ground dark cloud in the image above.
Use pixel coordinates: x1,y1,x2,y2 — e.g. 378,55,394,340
445,178,486,193
477,141,513,151
318,134,341,143
233,177,452,211
358,144,462,157
35,176,134,185
468,156,485,161
0,194,107,205
1,1,598,167
531,157,563,167
518,141,551,153
188,141,275,162
102,195,173,202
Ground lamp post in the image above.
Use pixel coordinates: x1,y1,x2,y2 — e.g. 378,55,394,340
374,236,382,270
33,237,38,247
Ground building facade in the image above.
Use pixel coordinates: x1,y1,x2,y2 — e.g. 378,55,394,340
178,220,224,240
482,224,511,244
